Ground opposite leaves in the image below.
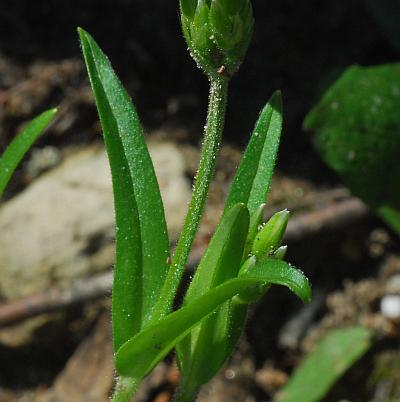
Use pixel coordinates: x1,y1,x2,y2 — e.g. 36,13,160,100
115,259,311,379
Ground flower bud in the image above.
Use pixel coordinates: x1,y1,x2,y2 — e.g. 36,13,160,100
234,256,269,304
251,209,289,258
272,245,288,260
238,254,257,277
243,203,266,257
179,0,254,78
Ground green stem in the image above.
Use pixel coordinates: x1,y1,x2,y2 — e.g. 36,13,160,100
173,380,199,402
111,376,139,402
152,77,229,320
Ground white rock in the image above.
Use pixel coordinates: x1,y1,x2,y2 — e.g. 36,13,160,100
381,295,400,319
0,141,190,300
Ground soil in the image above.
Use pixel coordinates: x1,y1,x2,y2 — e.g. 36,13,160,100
1,1,400,401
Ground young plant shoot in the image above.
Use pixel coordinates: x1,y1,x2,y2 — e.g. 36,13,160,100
79,1,312,401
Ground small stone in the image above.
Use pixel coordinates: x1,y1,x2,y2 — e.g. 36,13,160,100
381,295,400,319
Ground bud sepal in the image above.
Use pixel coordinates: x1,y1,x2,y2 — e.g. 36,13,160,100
179,0,254,79
251,209,290,258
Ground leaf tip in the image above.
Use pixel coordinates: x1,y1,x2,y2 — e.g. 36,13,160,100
77,27,93,46
269,90,283,112
77,26,85,36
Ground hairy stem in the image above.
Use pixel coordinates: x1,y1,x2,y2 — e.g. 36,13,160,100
111,376,139,402
152,76,229,320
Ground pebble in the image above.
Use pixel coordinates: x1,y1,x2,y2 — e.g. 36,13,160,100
380,295,400,319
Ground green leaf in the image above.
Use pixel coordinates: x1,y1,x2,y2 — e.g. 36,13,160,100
378,205,400,236
224,91,283,217
0,109,57,199
79,28,170,351
305,64,400,210
276,327,372,402
251,209,289,258
115,260,311,379
177,203,249,385
224,258,311,369
179,0,197,20
182,203,249,305
240,259,311,304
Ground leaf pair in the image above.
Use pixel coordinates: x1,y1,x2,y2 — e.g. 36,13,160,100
116,258,311,379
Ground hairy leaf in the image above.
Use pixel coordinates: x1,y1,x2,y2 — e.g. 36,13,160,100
79,29,169,351
225,91,283,217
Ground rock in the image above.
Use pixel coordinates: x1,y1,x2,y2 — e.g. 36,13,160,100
0,141,190,300
25,146,62,179
380,274,400,320
381,296,400,320
149,140,190,240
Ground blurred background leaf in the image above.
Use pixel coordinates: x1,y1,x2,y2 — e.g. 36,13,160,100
304,64,400,232
276,327,372,402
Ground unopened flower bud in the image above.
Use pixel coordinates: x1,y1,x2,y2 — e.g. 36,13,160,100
272,245,288,260
243,203,266,258
234,256,269,304
238,255,257,277
179,0,254,78
251,209,290,258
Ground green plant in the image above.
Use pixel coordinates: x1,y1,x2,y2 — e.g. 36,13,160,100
79,1,311,401
0,109,57,199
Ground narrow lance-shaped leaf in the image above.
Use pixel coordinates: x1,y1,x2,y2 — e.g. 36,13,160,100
79,29,170,350
276,327,372,402
0,109,57,198
217,92,283,366
240,259,311,303
224,91,283,217
177,203,249,384
116,259,311,379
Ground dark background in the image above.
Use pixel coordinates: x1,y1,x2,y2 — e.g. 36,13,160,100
0,0,398,179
